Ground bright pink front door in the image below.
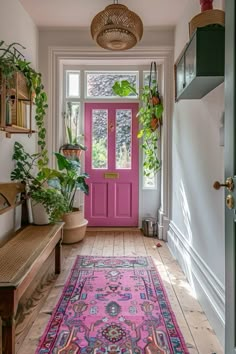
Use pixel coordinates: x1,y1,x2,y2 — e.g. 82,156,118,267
85,103,139,227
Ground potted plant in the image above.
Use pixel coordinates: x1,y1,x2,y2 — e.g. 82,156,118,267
59,101,87,160
2,42,69,224
112,70,163,177
48,152,89,243
11,142,68,224
0,41,48,168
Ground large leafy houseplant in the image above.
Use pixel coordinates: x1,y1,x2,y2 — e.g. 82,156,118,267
49,153,89,212
112,72,163,176
48,153,89,244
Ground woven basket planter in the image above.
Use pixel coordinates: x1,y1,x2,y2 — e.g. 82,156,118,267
62,210,88,244
189,9,225,37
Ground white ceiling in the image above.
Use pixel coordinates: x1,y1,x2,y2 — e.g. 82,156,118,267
19,0,189,28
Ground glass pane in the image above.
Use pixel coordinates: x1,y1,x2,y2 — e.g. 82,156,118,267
116,109,132,169
86,72,138,98
92,110,108,169
67,71,80,97
65,102,80,143
143,173,157,189
144,71,158,88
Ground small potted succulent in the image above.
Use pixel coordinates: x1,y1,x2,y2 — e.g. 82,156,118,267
59,102,87,160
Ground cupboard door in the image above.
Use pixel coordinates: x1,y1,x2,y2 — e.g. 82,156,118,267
176,55,185,99
185,34,196,88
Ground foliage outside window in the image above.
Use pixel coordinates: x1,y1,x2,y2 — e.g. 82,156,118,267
92,109,108,169
116,109,132,169
86,71,138,98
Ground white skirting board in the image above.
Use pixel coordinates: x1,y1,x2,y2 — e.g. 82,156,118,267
167,221,225,346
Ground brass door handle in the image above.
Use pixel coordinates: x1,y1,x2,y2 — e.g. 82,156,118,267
213,177,234,192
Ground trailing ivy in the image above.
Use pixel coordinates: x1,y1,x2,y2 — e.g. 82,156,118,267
0,41,48,167
112,79,163,176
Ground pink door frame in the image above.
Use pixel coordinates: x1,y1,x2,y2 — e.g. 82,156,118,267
85,103,139,227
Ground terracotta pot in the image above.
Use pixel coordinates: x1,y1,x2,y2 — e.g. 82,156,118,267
62,210,88,244
150,117,159,131
200,0,213,12
59,144,84,159
151,96,160,105
60,148,82,159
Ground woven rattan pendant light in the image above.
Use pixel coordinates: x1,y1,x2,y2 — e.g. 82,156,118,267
90,0,143,51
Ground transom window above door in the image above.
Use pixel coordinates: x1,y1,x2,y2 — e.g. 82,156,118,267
85,71,138,98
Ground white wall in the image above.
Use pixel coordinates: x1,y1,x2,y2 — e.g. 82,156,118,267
168,0,225,344
0,0,38,242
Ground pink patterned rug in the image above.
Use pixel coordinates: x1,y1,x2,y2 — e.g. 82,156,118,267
36,256,189,353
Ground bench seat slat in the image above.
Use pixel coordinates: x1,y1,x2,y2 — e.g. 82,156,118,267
0,223,63,285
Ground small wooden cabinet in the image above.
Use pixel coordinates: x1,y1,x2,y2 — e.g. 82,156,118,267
175,26,225,101
0,71,33,137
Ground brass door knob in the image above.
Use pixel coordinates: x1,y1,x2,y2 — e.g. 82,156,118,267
213,177,234,192
226,195,234,209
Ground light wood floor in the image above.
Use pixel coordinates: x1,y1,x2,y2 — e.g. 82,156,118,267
18,230,223,354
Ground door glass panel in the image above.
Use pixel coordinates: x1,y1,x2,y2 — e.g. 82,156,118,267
92,109,108,169
116,109,132,169
66,71,80,98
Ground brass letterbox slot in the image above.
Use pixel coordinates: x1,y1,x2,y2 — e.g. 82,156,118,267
104,173,119,179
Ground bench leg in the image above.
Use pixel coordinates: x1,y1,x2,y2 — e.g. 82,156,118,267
55,237,62,274
2,316,16,354
0,289,16,354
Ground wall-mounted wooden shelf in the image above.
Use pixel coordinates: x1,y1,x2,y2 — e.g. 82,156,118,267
0,71,34,137
0,126,35,138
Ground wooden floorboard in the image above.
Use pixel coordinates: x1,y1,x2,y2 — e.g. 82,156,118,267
17,231,223,354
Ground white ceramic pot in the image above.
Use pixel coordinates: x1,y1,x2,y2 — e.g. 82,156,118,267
31,201,50,225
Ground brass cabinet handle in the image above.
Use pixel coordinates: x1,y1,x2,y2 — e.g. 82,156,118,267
213,177,234,192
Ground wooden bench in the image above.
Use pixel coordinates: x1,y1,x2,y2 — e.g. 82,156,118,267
0,183,64,354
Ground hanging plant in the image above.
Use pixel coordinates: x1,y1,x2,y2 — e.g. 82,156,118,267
112,62,163,176
0,41,48,167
